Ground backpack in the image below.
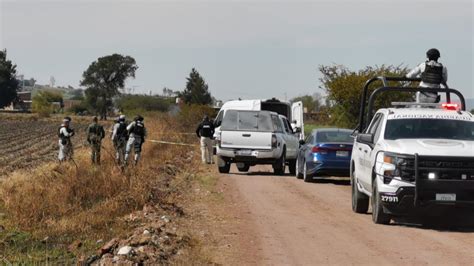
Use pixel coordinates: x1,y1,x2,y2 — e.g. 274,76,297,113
132,121,145,137
88,124,104,143
116,122,128,140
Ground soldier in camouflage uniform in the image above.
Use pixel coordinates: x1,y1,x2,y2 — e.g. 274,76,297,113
87,116,106,164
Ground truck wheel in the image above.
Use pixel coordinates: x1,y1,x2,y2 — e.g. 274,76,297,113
237,164,250,172
295,157,303,179
303,160,312,183
217,156,231,174
351,169,369,213
288,159,296,175
273,152,286,175
372,178,391,224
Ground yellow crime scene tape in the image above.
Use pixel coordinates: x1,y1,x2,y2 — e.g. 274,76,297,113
148,139,199,146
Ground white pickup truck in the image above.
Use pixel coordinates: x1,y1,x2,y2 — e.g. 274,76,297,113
216,110,300,175
351,76,474,225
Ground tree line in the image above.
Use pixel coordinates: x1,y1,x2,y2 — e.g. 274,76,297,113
1,49,472,124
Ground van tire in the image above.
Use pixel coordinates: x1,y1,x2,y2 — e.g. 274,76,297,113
288,159,296,175
273,151,286,175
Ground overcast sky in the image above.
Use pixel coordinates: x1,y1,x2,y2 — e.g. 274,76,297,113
1,0,472,101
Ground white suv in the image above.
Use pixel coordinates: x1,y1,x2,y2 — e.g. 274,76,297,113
352,105,474,224
351,76,474,224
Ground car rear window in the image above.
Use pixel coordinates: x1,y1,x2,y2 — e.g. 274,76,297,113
221,110,274,132
316,131,353,143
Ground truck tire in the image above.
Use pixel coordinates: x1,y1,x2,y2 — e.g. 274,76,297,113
295,157,303,179
351,169,369,213
237,164,250,172
303,159,312,182
372,178,391,224
288,159,296,175
273,151,286,175
217,156,231,174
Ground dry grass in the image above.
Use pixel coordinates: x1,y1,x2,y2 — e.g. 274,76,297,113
0,114,201,255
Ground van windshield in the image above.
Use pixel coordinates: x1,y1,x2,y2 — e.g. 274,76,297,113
385,119,474,141
221,110,274,132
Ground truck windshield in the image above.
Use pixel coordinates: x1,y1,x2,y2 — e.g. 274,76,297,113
385,119,474,141
221,110,274,132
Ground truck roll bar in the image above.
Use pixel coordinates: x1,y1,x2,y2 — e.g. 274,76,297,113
357,76,461,132
366,87,466,131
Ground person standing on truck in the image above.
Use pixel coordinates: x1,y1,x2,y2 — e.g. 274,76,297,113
111,115,128,164
196,115,215,164
406,48,448,103
87,116,106,165
125,115,146,166
58,117,75,162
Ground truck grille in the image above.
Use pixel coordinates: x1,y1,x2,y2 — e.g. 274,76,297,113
399,156,474,182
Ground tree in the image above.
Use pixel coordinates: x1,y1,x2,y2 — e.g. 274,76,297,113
80,54,138,119
116,95,170,113
32,90,63,117
319,64,412,128
0,50,19,108
179,68,212,105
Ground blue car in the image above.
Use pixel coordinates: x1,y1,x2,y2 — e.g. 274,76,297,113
296,128,354,182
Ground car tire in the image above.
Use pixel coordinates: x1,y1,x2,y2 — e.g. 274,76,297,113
217,156,231,174
303,160,312,183
295,157,303,179
273,151,286,175
288,159,296,175
372,178,391,224
237,164,250,172
351,169,369,213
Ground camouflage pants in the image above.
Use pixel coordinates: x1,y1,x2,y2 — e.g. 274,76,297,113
113,139,127,164
90,141,101,164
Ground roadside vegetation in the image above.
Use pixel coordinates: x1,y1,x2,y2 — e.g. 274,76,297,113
0,113,211,264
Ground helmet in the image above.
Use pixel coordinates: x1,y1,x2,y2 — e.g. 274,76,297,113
119,115,126,122
203,115,209,121
426,48,441,60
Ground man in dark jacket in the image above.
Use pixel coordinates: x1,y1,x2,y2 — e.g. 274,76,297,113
196,115,215,164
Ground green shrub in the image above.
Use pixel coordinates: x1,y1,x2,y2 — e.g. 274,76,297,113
32,90,63,117
177,104,216,131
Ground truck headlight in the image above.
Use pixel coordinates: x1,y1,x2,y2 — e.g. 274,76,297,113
382,153,410,184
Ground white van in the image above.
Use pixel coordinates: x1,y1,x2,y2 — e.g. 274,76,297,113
213,98,305,139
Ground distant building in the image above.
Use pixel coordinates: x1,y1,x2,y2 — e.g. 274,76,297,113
63,99,82,110
4,91,32,111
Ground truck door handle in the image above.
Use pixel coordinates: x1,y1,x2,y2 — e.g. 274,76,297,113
242,134,251,137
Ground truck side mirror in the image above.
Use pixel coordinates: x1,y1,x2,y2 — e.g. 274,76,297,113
356,133,374,144
294,127,301,133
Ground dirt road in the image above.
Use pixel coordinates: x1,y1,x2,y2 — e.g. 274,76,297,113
215,165,474,265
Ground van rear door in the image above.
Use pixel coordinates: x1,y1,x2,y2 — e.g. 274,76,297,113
291,101,304,139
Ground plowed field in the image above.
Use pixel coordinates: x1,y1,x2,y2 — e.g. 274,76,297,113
0,119,87,177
